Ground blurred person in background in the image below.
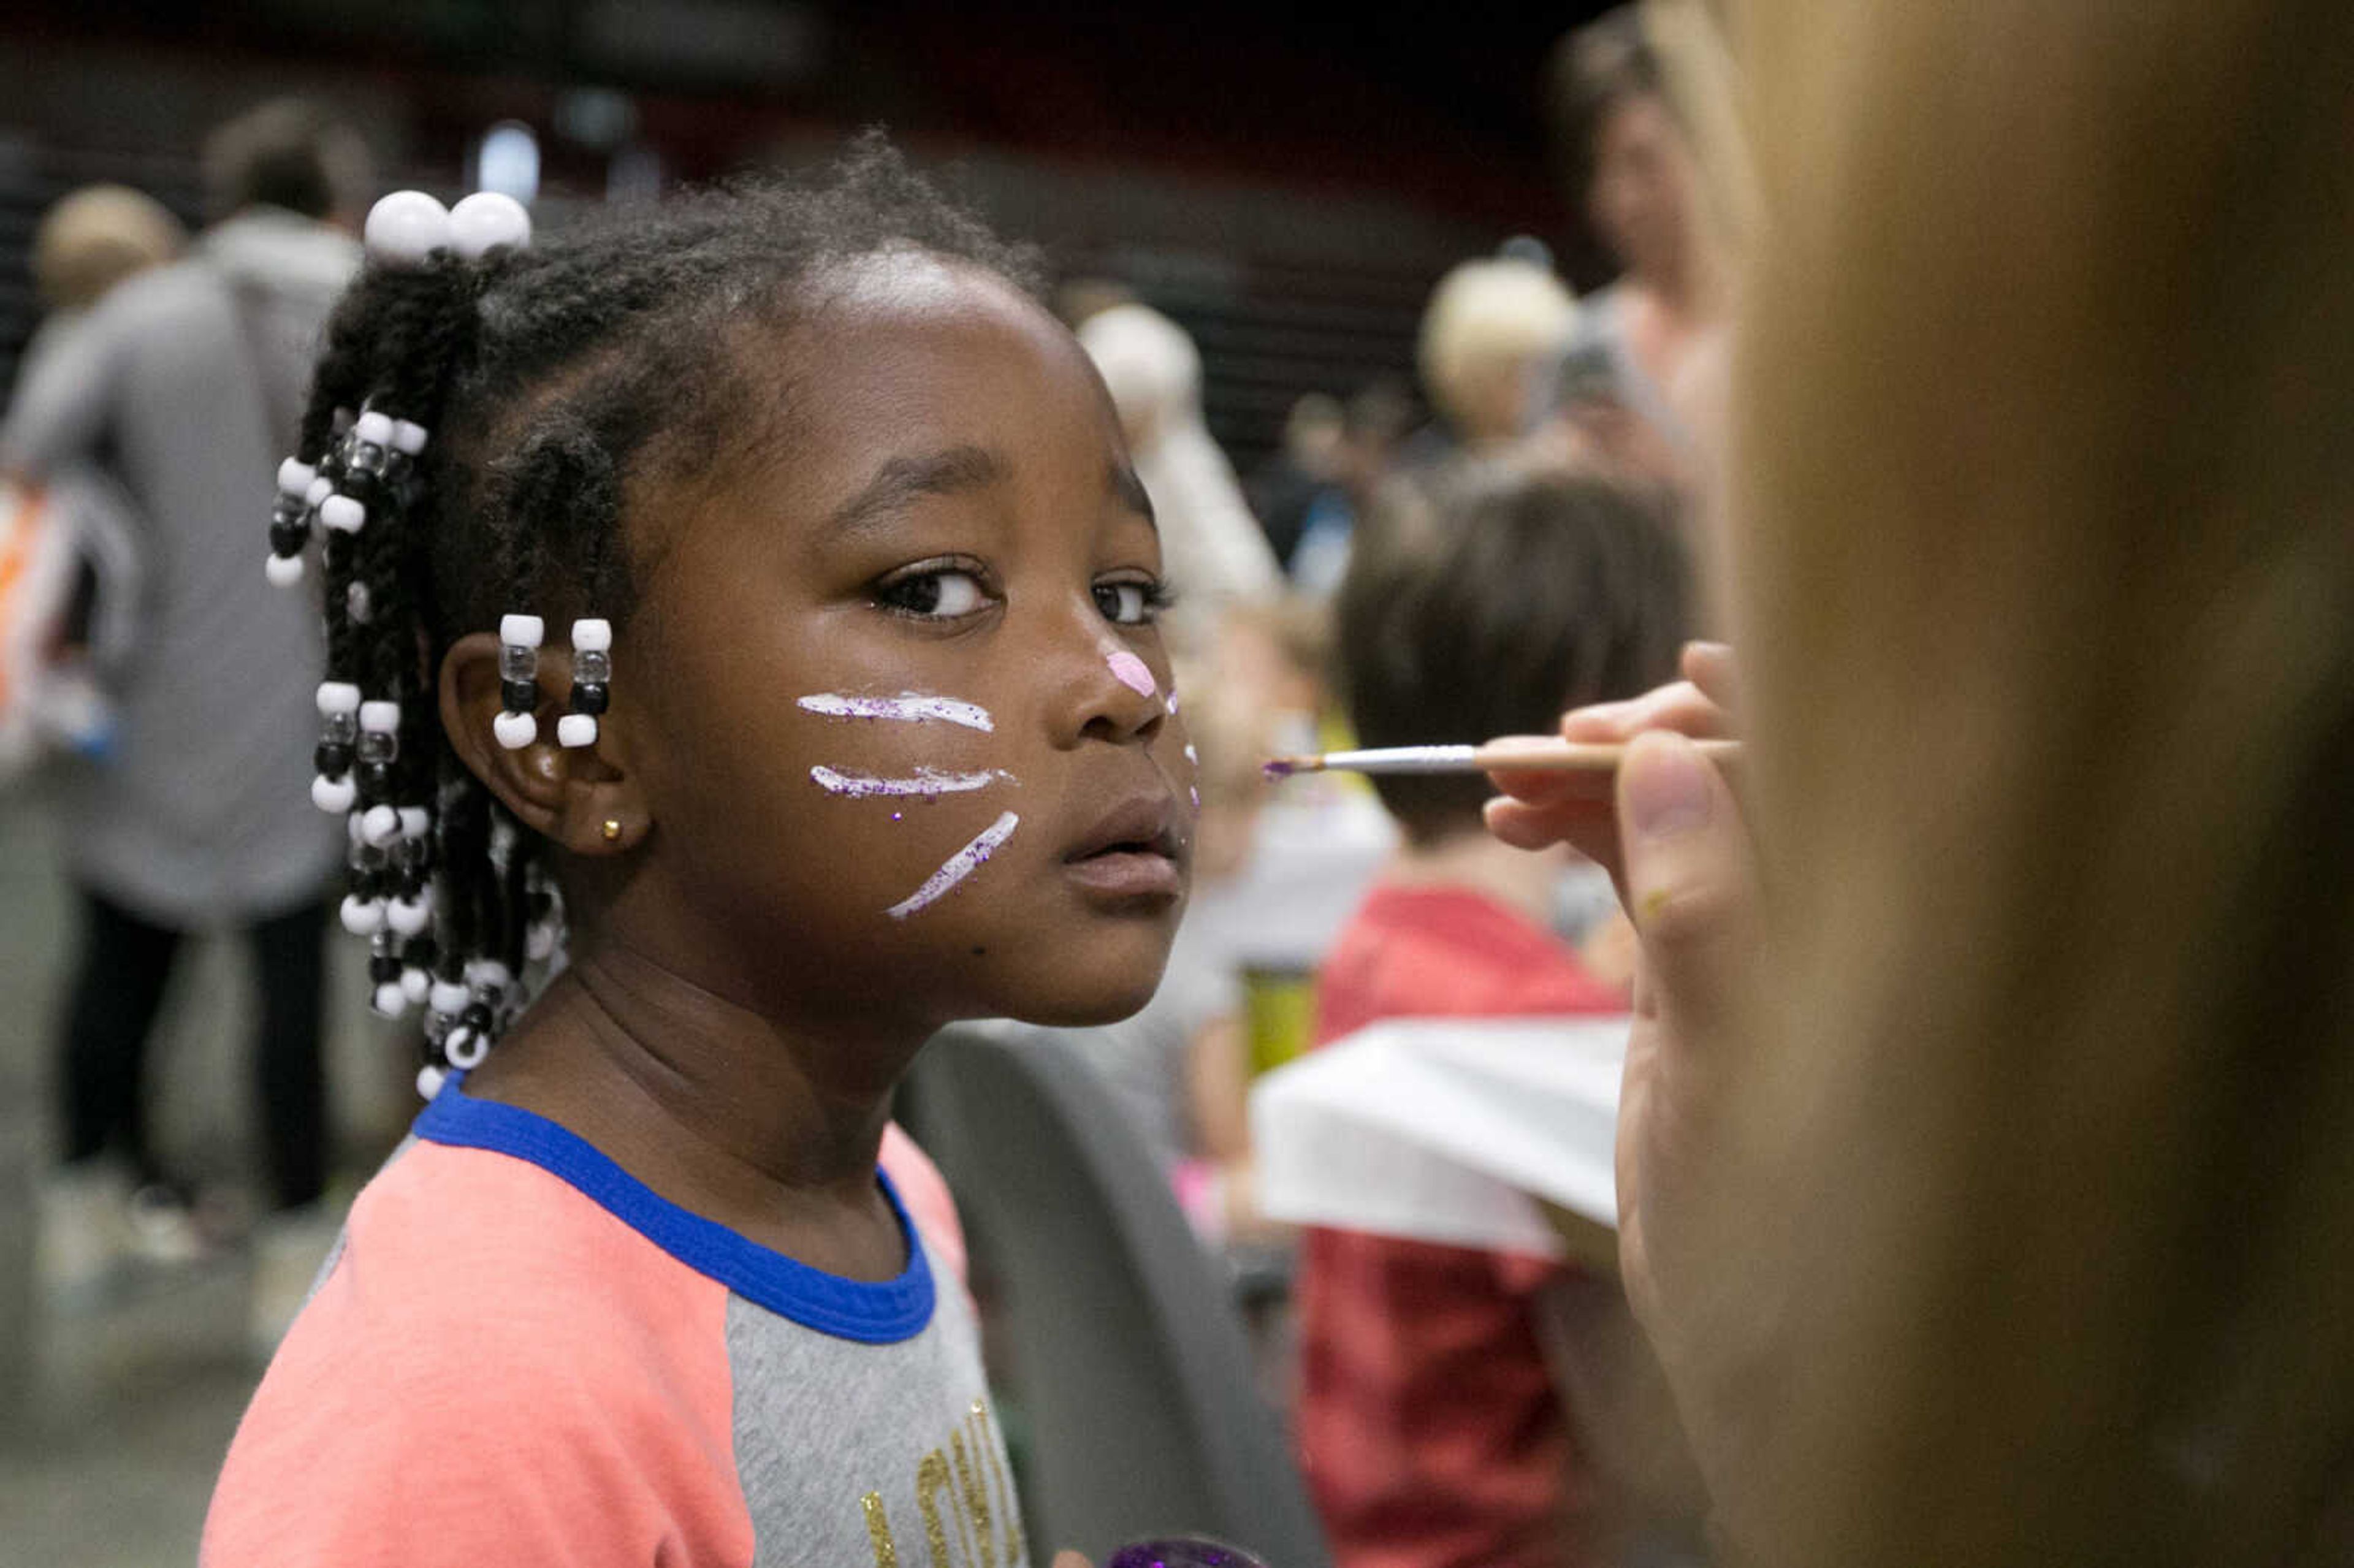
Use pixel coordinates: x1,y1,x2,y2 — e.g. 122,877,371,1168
1411,255,1579,464
1531,5,1723,498
1,99,368,1325
1246,390,1346,571
25,185,186,354
1485,0,2354,1562
1297,460,1689,1568
1,186,186,764
1078,299,1283,619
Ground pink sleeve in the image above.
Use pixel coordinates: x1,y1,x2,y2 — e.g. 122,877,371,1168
202,1143,754,1568
879,1121,968,1290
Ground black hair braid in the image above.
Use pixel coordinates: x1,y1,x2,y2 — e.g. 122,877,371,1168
276,135,1040,1089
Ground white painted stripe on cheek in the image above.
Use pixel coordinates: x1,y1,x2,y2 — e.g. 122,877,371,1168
810,765,1006,799
797,693,995,731
885,811,1021,920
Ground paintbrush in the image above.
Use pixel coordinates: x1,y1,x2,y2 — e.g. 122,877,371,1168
1263,737,1742,778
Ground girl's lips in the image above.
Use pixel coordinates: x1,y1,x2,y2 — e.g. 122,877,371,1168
1062,790,1184,900
1062,846,1184,900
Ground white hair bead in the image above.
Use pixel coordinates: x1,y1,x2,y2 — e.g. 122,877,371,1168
570,618,612,653
449,191,533,260
305,475,335,507
364,190,453,265
465,957,513,991
400,967,433,1005
277,459,316,497
387,892,433,936
311,774,357,813
339,894,385,935
557,714,598,748
360,701,402,734
354,411,395,447
500,614,546,648
493,710,537,750
429,978,471,1016
371,983,411,1019
390,420,429,456
527,923,558,962
399,805,432,840
444,1028,489,1070
264,554,305,588
414,1064,448,1101
319,495,366,533
316,682,362,715
360,804,403,847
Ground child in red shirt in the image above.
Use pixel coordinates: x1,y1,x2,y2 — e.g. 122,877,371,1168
1295,462,1688,1568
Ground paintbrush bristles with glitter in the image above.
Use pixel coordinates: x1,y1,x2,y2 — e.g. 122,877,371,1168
1263,738,1743,779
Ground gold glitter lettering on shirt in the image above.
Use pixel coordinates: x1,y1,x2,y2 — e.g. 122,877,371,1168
975,1400,1026,1566
863,1491,901,1568
949,1428,997,1568
916,1449,955,1566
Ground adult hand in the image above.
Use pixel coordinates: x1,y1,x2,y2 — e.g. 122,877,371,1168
1482,642,1757,1389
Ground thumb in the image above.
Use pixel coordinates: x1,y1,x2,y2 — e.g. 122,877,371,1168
1618,730,1752,1047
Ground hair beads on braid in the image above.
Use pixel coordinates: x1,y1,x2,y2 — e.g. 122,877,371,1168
269,138,1039,1095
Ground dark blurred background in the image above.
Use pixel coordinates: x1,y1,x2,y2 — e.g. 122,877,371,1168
2,0,1612,474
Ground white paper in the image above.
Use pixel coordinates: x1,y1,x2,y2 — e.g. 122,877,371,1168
1249,1015,1630,1257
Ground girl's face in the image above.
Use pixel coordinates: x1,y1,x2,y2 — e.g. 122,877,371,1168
617,256,1192,1036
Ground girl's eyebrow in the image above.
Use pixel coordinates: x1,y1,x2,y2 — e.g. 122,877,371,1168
828,444,1005,536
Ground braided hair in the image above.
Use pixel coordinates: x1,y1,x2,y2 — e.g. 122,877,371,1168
268,136,1039,1093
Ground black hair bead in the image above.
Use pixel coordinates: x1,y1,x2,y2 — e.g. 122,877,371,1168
357,759,396,797
314,740,354,776
459,1003,494,1033
369,952,402,984
501,679,538,712
270,519,309,556
569,681,609,716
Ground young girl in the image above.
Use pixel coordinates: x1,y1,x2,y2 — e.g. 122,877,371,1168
204,140,1192,1566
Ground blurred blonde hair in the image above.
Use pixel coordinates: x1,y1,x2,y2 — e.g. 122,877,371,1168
32,185,185,312
1689,1,2354,1564
1417,257,1577,440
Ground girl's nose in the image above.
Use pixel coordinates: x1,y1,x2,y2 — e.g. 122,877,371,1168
1049,622,1166,748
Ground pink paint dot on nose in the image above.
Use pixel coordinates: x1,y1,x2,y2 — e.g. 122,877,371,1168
1107,650,1157,698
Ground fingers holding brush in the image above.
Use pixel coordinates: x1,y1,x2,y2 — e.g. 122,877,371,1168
1482,644,1743,880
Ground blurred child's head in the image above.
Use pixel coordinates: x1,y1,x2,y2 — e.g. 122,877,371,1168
1417,258,1579,447
1335,461,1688,844
203,98,374,227
32,185,185,312
286,139,1194,1075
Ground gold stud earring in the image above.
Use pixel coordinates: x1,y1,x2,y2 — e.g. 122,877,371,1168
601,819,622,843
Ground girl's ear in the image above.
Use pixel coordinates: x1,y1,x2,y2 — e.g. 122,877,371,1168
441,630,649,854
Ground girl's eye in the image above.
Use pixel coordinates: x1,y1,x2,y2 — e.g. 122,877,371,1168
1093,579,1170,627
876,568,990,620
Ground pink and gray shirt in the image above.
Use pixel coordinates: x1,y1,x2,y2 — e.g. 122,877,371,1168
202,1078,1027,1568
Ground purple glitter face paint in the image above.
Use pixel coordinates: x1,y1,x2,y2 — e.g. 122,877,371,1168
797,692,994,731
1183,743,1198,767
809,765,1007,799
1165,690,1180,717
1107,650,1157,698
885,810,1020,920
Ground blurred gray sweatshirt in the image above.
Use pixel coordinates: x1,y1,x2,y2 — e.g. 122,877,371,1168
2,208,356,926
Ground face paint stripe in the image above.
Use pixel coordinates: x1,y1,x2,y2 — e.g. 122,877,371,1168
798,693,994,731
885,811,1021,920
810,765,1007,799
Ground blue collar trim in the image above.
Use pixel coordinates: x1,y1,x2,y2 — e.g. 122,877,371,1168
414,1073,934,1344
